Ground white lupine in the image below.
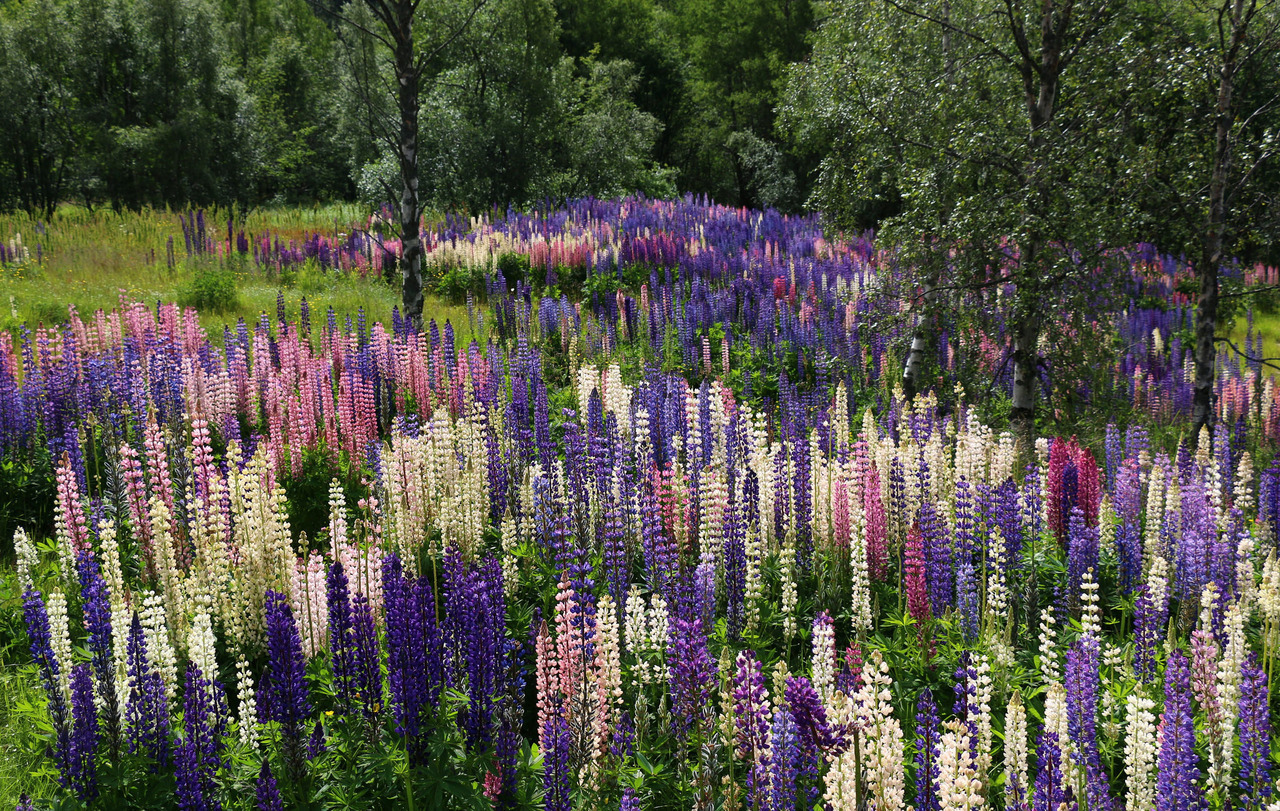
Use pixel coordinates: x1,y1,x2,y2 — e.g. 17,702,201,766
811,613,836,706
236,654,259,750
969,653,994,777
140,591,178,702
936,719,984,811
1004,692,1029,802
188,608,218,682
1124,689,1158,811
47,590,73,702
1081,570,1103,639
855,651,906,811
96,518,131,710
14,527,37,593
1038,607,1061,685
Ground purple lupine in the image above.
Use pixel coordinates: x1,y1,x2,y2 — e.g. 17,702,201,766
732,651,771,808
1066,635,1110,811
176,665,227,811
15,795,34,811
326,560,356,713
69,662,98,803
668,617,716,742
1066,507,1099,612
261,590,311,781
350,594,382,723
256,759,283,811
383,553,443,766
23,589,72,786
77,550,122,757
125,614,170,768
914,689,941,811
768,705,801,811
1238,654,1272,811
1031,731,1070,811
307,720,326,760
542,709,572,811
919,501,953,616
1133,585,1165,685
1157,649,1202,811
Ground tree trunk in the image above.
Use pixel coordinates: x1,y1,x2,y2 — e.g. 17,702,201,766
901,271,937,400
1011,289,1041,439
395,2,424,328
1193,0,1250,434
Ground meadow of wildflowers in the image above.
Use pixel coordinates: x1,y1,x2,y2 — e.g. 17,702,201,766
2,195,1280,810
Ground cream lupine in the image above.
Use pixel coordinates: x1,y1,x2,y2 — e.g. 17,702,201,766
1124,688,1158,811
47,589,73,702
140,591,178,703
236,654,259,750
1003,692,1029,803
855,651,906,811
14,527,36,593
936,719,984,811
811,613,836,707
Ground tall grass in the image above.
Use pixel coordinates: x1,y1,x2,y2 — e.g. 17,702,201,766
0,204,469,342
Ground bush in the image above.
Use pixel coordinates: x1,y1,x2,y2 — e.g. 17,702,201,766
178,265,239,313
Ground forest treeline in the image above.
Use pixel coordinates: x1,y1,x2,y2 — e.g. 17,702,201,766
0,0,815,216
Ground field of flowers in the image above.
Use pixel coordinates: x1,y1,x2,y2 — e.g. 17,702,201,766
1,196,1279,810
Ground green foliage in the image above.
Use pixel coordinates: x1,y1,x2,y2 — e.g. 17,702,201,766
178,264,240,313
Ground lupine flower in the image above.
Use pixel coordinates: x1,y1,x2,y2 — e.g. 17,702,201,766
1066,635,1110,811
125,613,169,768
915,689,941,811
261,590,311,780
176,665,227,811
256,759,283,811
69,662,98,803
24,588,72,784
1238,653,1272,811
768,705,801,811
1157,649,1201,811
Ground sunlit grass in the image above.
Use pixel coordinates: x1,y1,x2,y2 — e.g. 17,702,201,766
0,204,472,345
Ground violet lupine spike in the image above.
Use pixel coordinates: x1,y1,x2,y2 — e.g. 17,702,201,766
914,689,941,811
1031,731,1071,811
768,705,801,811
327,560,356,713
261,590,311,781
1157,649,1202,811
256,759,284,811
77,551,121,756
350,593,382,723
732,650,771,796
668,617,716,742
125,613,170,769
69,662,98,803
1066,506,1099,611
176,665,226,811
919,501,953,617
1066,635,1111,811
1238,654,1272,811
542,709,572,811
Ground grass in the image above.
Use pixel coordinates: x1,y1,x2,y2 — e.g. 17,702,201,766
0,204,475,345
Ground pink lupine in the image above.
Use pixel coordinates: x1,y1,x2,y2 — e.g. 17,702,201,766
864,464,888,583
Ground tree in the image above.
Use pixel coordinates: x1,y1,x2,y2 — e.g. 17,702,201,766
1187,0,1279,431
0,0,77,217
783,0,1131,434
325,0,490,327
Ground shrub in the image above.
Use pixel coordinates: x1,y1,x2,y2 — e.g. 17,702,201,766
179,265,239,313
